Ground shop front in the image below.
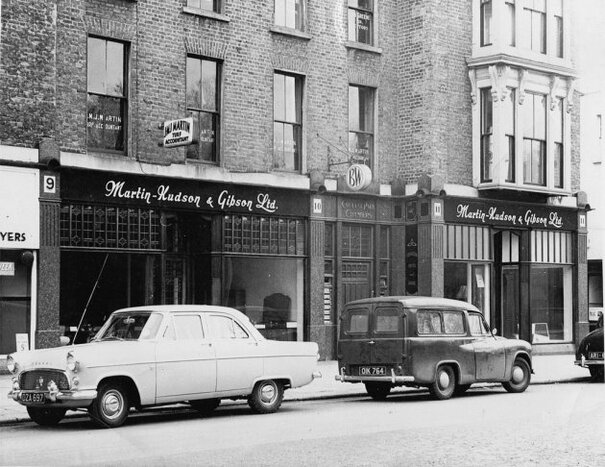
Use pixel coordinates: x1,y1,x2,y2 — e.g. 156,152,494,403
441,196,587,349
0,166,39,355
59,168,308,342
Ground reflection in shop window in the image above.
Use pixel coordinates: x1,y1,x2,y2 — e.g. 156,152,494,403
223,256,303,341
530,265,572,343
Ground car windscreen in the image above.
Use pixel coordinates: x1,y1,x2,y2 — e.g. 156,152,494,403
94,312,163,341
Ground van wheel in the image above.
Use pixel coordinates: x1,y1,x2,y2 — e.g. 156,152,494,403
502,358,531,393
190,398,221,415
89,383,129,428
365,382,391,401
248,380,284,414
430,365,456,400
27,407,66,426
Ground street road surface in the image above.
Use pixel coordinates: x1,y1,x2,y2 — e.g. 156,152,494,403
0,382,603,466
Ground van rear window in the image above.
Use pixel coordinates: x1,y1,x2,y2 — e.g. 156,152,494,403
374,307,400,334
345,308,369,334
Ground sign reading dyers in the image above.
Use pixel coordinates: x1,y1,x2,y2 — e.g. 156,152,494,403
162,117,194,148
345,164,372,191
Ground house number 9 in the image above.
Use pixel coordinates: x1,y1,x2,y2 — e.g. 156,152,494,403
44,175,57,194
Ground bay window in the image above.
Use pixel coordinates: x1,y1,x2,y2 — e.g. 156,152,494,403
480,0,492,46
480,88,493,182
522,0,546,54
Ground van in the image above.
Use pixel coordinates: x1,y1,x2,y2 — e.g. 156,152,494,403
335,296,532,400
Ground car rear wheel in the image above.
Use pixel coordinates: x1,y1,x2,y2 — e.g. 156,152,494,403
190,398,221,415
248,380,284,414
365,382,391,401
429,365,456,400
27,407,66,426
89,383,129,428
502,358,531,393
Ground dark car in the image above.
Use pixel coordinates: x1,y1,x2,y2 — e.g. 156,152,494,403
575,315,604,381
335,296,532,400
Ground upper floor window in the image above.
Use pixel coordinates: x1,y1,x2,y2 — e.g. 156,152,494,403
522,0,546,54
522,92,546,185
275,0,305,31
87,37,127,153
348,0,374,45
273,72,303,171
349,84,374,168
505,1,515,46
553,97,564,188
480,88,493,182
553,0,563,58
186,0,220,13
480,0,493,46
186,56,221,162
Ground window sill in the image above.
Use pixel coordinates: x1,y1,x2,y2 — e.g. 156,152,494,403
270,26,311,41
345,41,382,55
182,6,230,23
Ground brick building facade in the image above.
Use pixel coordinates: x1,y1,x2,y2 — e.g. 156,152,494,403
1,0,589,360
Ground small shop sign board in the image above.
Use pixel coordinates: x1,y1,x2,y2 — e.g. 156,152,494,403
0,262,15,276
16,333,29,352
162,118,194,148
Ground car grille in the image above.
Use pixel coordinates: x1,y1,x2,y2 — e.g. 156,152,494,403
20,370,70,391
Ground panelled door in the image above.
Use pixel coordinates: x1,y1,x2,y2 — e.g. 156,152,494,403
342,260,373,303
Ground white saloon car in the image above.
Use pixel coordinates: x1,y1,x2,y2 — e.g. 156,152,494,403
7,305,321,428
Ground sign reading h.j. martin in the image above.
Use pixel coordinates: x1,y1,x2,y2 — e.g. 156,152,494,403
444,198,577,231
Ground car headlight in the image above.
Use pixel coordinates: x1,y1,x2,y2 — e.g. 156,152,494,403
6,355,18,374
66,351,79,372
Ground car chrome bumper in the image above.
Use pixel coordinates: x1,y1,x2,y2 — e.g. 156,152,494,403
9,389,98,407
335,367,415,384
574,358,604,368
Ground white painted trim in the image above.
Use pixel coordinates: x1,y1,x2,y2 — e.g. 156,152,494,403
60,152,311,190
0,144,38,163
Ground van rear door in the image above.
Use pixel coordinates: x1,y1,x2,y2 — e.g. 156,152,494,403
371,304,405,365
339,304,373,365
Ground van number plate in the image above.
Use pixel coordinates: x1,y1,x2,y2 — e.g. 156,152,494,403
359,366,386,376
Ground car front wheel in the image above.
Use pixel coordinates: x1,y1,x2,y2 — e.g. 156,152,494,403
248,380,284,414
429,365,456,400
365,382,391,401
27,407,66,426
502,358,531,393
89,383,129,428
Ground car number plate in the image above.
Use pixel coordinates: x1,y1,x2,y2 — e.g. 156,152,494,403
21,392,46,404
359,366,387,376
589,352,603,360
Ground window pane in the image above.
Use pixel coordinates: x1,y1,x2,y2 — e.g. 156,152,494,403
274,74,285,121
274,122,285,165
349,86,360,130
358,87,374,130
555,15,563,58
554,143,563,188
201,60,217,111
444,262,468,301
534,95,546,138
285,75,297,122
443,311,465,334
87,37,106,94
348,132,373,166
87,95,124,151
375,308,400,334
186,57,201,109
106,41,124,97
275,0,286,26
174,315,204,340
282,123,298,170
417,311,442,334
506,1,515,46
481,0,492,46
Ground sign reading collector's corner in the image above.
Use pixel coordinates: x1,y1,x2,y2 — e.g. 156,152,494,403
61,170,309,217
444,198,577,230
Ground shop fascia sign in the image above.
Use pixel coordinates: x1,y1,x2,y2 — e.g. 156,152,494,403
160,117,194,148
444,198,577,230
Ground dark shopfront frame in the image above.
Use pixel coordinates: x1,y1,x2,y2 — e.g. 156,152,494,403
442,196,587,347
59,168,309,341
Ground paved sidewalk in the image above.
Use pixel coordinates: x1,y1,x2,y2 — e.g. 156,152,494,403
0,354,593,426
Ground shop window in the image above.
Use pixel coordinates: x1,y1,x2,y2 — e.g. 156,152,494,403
529,265,572,342
186,56,221,162
444,261,491,320
348,0,374,45
223,215,304,255
349,85,375,168
275,0,305,31
273,72,303,171
223,257,303,341
480,0,492,46
522,93,546,186
0,250,32,354
379,225,390,296
87,36,127,153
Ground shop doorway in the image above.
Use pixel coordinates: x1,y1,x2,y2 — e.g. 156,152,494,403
501,265,520,339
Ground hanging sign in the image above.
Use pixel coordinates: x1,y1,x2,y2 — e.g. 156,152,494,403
345,164,372,191
162,118,194,148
